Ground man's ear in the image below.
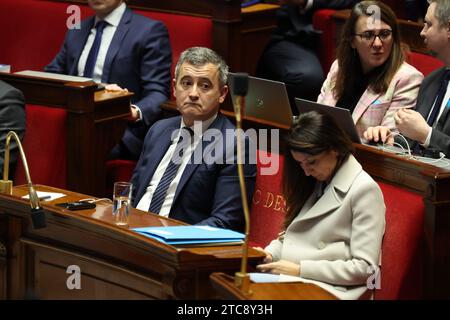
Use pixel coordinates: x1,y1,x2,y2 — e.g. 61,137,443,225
219,85,229,104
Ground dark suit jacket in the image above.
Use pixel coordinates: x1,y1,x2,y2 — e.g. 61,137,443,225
0,80,26,178
272,0,358,46
131,114,257,232
45,7,172,156
415,67,450,155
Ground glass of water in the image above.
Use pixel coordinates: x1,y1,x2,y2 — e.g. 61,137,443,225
113,182,132,227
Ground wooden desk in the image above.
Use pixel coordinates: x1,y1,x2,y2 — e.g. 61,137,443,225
0,72,132,197
210,273,337,300
0,185,264,299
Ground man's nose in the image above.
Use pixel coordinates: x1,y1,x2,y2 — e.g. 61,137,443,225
189,84,199,99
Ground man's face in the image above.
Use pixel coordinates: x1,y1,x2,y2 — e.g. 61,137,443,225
88,0,123,18
420,2,450,59
174,62,228,126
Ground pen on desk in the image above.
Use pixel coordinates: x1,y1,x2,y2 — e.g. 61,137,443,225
39,195,51,201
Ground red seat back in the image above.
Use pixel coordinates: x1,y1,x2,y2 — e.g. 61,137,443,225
15,105,67,189
105,159,137,196
376,181,425,299
249,151,286,248
0,0,94,72
407,51,444,77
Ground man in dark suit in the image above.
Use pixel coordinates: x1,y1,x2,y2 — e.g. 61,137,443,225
364,0,450,156
131,47,256,232
0,80,26,178
256,0,357,105
45,0,172,160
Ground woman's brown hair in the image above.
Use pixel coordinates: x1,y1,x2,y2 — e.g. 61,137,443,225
333,1,404,100
282,111,354,229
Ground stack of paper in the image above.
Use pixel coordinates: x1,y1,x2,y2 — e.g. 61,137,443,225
132,225,245,246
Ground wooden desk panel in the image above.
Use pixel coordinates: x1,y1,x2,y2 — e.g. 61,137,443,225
210,273,338,300
0,185,264,299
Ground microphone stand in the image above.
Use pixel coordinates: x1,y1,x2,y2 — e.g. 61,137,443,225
232,73,252,296
0,131,46,229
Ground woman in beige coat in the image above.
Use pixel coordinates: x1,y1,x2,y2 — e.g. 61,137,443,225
256,111,385,299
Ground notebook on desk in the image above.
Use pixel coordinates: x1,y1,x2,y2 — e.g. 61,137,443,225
228,73,294,128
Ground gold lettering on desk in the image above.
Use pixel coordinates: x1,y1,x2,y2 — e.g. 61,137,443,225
252,188,286,212
264,192,274,208
253,189,262,205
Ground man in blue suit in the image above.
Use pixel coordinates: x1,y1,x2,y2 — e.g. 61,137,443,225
45,0,172,160
131,47,256,232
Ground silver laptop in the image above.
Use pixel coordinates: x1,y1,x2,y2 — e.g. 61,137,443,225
228,74,294,128
294,98,362,143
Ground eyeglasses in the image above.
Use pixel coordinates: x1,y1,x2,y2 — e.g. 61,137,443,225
353,29,393,42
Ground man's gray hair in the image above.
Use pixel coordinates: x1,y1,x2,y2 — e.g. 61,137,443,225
428,0,450,27
174,47,229,87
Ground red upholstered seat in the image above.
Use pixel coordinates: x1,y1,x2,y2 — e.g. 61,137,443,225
407,51,445,77
106,159,137,196
249,151,286,248
375,181,425,299
135,10,212,78
0,0,94,72
15,105,67,189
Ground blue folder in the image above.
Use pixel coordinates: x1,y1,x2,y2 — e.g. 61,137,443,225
132,225,245,245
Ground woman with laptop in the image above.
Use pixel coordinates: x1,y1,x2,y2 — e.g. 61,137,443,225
255,111,385,299
317,1,423,140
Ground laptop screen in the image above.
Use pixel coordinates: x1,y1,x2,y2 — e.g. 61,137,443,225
294,98,362,144
228,73,293,128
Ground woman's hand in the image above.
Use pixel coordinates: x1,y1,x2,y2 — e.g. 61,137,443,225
253,247,273,263
256,259,300,276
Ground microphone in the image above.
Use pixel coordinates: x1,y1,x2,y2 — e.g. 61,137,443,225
0,131,46,229
231,73,252,295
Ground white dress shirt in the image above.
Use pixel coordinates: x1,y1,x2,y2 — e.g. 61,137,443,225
77,2,126,83
136,114,218,216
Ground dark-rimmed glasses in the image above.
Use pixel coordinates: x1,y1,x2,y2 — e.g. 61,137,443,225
353,29,393,43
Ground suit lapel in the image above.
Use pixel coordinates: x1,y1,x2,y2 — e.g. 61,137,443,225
70,17,95,75
417,68,446,119
135,121,180,202
172,116,225,204
295,186,341,223
352,89,382,123
102,8,132,82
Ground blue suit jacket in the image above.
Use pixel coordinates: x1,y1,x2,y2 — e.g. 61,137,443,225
45,8,172,156
131,114,257,232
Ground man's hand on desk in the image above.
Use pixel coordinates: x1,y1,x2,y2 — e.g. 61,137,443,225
105,83,128,93
105,84,141,122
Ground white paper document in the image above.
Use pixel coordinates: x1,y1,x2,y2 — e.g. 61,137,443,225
22,191,66,201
